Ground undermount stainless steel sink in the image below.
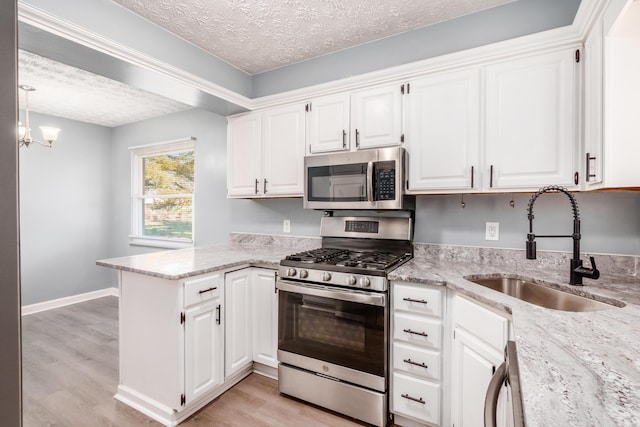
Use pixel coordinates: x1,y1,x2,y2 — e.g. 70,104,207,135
465,276,623,312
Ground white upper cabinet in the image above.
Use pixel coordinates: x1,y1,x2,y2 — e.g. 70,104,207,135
262,104,306,196
584,18,604,188
601,0,640,188
485,48,579,190
405,68,481,192
307,84,403,154
227,104,305,198
351,84,403,150
306,93,351,153
227,113,262,197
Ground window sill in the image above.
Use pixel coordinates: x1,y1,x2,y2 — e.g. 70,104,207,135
129,236,194,250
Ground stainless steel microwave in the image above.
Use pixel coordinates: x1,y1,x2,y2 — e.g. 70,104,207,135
304,147,415,210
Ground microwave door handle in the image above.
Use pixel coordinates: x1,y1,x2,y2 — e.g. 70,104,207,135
367,161,374,203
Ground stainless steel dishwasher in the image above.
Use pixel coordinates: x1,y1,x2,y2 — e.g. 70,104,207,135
484,340,526,427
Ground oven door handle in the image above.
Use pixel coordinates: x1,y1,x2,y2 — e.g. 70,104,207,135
277,280,386,307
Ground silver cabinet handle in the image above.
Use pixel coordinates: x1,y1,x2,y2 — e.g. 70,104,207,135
255,178,259,194
263,178,268,194
355,129,360,148
586,152,597,182
342,129,347,148
490,165,494,188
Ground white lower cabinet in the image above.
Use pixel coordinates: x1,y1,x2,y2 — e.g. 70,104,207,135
391,282,445,427
451,294,510,427
391,284,512,427
116,267,278,427
251,269,278,368
184,275,223,403
225,267,279,376
224,269,253,378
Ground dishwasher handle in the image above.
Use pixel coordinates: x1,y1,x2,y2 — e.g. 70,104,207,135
484,340,525,427
484,361,507,427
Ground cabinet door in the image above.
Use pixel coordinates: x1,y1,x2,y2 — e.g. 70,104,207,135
184,296,223,404
584,19,604,188
227,113,262,197
485,48,577,190
251,269,278,368
262,104,305,196
405,69,481,191
451,327,503,427
351,84,403,149
307,93,350,153
224,269,253,378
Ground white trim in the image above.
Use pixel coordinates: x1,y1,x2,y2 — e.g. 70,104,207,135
129,236,194,249
128,136,196,153
21,287,119,316
17,2,254,110
18,0,603,114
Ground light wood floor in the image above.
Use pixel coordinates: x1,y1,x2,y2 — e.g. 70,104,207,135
22,296,370,426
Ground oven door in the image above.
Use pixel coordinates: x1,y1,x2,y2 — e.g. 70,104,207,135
277,279,387,391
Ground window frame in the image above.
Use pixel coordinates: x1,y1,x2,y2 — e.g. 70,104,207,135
129,137,196,249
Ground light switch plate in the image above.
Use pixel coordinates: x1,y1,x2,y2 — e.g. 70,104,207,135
486,222,499,241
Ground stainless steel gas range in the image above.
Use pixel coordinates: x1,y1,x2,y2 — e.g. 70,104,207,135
276,214,414,427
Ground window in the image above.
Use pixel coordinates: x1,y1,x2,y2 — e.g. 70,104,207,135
130,138,195,248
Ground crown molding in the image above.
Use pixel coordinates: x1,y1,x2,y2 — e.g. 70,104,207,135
18,0,604,114
18,2,253,110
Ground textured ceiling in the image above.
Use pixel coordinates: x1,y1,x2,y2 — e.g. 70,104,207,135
113,0,515,75
18,50,191,127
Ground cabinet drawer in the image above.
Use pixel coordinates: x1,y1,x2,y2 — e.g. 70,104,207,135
393,342,441,381
453,294,508,353
392,372,441,425
184,274,222,308
394,313,442,350
393,283,443,318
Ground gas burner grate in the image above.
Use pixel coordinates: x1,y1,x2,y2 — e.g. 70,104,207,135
284,248,349,264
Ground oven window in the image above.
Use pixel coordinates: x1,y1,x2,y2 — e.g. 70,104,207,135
307,164,368,202
278,289,386,377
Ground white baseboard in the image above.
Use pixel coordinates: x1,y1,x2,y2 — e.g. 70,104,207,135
21,287,119,316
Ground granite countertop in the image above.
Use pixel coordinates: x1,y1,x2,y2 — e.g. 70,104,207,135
97,234,640,426
389,246,640,427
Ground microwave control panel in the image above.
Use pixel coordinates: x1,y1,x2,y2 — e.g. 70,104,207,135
375,161,396,200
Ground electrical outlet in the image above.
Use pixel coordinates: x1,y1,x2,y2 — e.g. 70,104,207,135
283,219,291,233
486,222,499,241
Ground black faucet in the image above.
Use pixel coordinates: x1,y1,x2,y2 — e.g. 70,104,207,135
526,185,600,285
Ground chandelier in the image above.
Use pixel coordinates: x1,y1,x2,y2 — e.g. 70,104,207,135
18,85,60,148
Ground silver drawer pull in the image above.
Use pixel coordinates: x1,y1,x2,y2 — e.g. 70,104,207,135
401,393,425,404
403,297,428,304
198,286,217,294
403,328,429,338
403,358,428,369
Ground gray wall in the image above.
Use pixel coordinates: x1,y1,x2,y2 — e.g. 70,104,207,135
227,192,640,257
19,112,114,305
252,0,582,96
110,108,231,257
0,0,22,424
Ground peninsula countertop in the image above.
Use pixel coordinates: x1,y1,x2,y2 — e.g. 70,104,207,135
97,236,640,426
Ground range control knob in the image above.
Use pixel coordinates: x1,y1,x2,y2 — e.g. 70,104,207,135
345,275,357,286
299,269,309,279
359,277,371,288
321,272,332,281
287,268,297,277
